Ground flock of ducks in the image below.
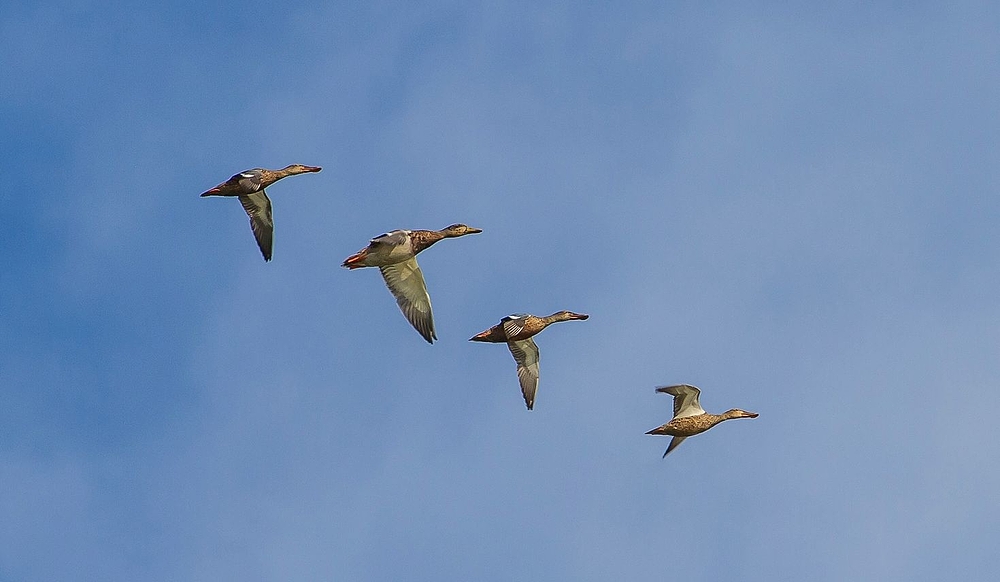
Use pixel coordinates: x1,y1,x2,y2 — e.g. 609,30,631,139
201,165,758,458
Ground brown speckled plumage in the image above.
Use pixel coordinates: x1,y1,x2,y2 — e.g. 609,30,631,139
468,311,588,343
646,410,755,437
201,164,322,197
646,384,758,458
469,311,589,410
408,224,482,255
200,164,321,261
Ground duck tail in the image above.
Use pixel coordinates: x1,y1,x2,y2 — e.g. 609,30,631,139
341,250,367,269
468,327,504,342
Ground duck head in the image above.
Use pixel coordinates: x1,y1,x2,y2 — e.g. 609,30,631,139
552,311,589,321
283,164,323,174
441,224,483,237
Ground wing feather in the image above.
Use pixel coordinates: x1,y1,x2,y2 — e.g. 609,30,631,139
238,190,273,261
656,384,705,418
663,436,687,458
507,338,540,410
501,314,529,339
379,258,436,343
236,169,264,193
370,230,409,246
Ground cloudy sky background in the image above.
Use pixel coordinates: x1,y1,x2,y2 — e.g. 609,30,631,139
3,1,1000,580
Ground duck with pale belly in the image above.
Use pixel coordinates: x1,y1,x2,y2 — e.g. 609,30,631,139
342,224,482,343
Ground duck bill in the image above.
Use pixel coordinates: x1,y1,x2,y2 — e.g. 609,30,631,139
570,312,590,320
302,165,322,173
200,185,223,197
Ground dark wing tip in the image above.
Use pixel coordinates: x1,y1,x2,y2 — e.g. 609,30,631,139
256,237,273,261
422,320,437,343
416,322,436,344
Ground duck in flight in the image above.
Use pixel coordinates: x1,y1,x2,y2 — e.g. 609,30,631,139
469,311,589,410
342,224,482,343
201,164,322,261
646,384,758,458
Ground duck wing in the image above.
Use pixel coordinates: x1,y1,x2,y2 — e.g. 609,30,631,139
501,314,531,339
656,384,705,419
507,338,540,410
378,257,436,343
236,169,265,193
663,436,687,458
238,190,273,261
370,230,410,247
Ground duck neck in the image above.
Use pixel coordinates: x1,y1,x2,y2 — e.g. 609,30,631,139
410,230,447,254
719,410,752,423
276,165,305,178
697,413,728,429
538,313,570,327
258,166,296,187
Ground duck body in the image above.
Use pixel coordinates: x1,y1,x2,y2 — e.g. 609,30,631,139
469,311,589,410
646,384,758,458
342,224,482,343
468,314,560,343
342,224,482,269
646,411,750,438
341,230,417,268
201,164,321,261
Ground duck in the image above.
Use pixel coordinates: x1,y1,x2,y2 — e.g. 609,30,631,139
201,164,322,261
469,311,589,410
646,384,758,458
342,224,482,343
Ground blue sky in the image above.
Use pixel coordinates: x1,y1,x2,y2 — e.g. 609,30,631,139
3,1,1000,580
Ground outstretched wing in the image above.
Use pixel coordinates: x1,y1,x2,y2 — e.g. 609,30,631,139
656,384,705,419
663,436,687,458
379,257,436,343
238,190,273,261
507,338,540,410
